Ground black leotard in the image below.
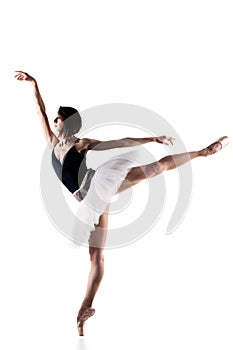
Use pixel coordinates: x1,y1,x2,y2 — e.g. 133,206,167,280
52,146,88,193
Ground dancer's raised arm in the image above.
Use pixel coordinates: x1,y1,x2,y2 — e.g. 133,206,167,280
14,71,59,148
84,135,175,151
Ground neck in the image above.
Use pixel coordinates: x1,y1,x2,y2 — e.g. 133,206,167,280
58,134,76,146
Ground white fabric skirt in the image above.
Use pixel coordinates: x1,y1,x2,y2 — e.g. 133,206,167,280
71,150,141,245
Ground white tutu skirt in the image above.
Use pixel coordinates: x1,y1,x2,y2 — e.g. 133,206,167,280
71,150,141,245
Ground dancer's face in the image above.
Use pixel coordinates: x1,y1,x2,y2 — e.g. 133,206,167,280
54,114,64,135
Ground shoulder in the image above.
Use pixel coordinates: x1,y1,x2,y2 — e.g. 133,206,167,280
79,138,101,150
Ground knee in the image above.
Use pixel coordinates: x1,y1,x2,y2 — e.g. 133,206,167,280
152,161,164,175
89,247,104,265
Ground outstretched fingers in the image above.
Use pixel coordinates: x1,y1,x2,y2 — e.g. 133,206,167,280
157,135,176,145
165,136,175,145
14,71,27,80
14,71,35,82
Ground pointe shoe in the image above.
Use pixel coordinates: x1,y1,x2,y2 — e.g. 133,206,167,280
201,136,230,156
77,307,95,336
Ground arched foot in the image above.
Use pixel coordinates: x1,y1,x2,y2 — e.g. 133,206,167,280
200,136,229,156
77,306,95,336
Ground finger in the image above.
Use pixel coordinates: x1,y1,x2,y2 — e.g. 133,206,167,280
15,70,26,75
15,72,25,77
169,137,175,144
15,72,24,77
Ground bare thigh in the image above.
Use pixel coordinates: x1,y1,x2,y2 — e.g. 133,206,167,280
117,162,162,193
88,204,110,249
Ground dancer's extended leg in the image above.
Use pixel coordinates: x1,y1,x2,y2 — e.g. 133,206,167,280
77,205,110,336
118,136,229,192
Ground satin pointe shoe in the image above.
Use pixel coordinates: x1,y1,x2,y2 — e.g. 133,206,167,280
201,136,229,156
77,306,95,336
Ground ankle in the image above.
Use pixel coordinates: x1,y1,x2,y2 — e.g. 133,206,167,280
80,302,92,310
199,149,207,157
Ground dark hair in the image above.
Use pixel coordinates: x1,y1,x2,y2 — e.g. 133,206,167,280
58,106,82,136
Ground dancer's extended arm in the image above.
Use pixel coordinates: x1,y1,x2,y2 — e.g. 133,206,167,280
14,71,59,148
85,135,175,151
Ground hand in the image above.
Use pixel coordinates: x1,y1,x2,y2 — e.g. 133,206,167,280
14,71,36,83
156,135,175,145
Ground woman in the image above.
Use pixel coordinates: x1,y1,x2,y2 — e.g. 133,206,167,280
15,71,229,336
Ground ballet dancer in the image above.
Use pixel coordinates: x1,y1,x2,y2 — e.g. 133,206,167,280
14,70,229,336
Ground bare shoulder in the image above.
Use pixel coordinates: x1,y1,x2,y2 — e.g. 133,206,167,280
81,138,101,151
80,138,101,150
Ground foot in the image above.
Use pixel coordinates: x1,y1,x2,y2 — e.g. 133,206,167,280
77,306,95,336
200,136,229,156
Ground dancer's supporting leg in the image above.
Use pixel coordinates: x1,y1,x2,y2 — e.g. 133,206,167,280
118,136,229,192
77,205,110,336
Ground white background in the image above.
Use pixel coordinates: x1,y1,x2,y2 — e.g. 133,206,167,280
0,0,233,349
